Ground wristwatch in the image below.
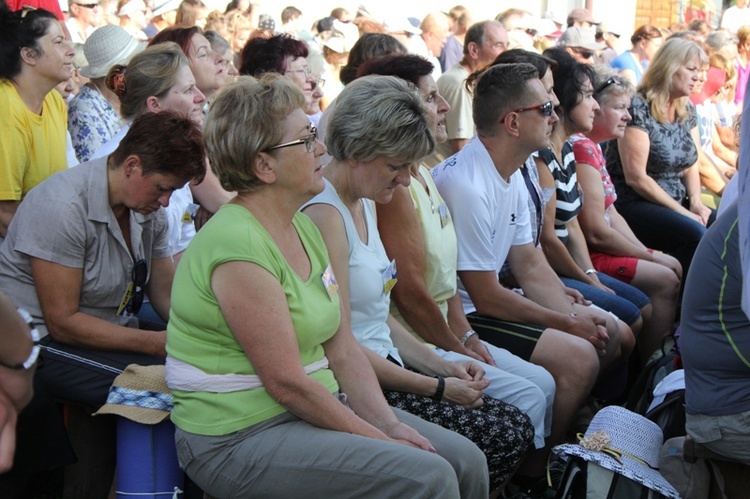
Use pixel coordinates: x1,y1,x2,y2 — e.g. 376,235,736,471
0,308,40,370
460,329,477,345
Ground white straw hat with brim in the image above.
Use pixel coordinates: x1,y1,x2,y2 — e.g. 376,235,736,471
94,364,173,425
80,24,146,78
553,406,680,499
558,27,605,51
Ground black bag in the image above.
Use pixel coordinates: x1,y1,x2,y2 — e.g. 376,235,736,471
555,456,670,499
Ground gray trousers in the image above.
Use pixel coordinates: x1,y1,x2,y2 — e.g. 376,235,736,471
175,407,489,498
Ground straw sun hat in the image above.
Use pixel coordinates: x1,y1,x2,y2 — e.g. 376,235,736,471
80,24,146,79
553,406,680,498
94,364,173,425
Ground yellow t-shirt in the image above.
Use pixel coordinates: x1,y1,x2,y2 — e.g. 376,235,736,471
0,81,68,200
390,164,458,342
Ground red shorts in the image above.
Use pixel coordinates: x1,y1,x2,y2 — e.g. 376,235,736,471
589,251,639,284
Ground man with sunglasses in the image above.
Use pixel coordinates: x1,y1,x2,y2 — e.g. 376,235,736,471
65,0,102,43
434,64,621,495
557,26,604,65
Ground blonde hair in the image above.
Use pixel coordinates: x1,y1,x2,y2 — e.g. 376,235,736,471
639,37,707,123
106,42,188,120
204,74,305,192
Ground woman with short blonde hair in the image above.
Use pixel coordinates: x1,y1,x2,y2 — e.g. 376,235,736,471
167,74,489,498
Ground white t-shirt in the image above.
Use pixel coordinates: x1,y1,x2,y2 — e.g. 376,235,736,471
432,136,532,314
721,5,750,33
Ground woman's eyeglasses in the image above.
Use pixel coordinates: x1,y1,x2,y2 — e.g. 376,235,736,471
500,100,554,123
126,259,147,315
595,75,623,95
264,126,318,153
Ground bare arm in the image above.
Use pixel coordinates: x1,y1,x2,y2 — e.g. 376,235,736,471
617,127,699,221
695,146,729,196
536,158,599,286
711,124,738,168
30,258,166,356
375,184,476,358
0,201,19,238
685,128,713,225
0,293,36,473
577,163,653,260
304,202,485,408
189,167,233,214
144,257,174,322
211,260,432,449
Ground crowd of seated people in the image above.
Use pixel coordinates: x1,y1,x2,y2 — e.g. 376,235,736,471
2,0,750,497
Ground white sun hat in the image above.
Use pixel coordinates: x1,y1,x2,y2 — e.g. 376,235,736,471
80,24,146,79
553,406,680,498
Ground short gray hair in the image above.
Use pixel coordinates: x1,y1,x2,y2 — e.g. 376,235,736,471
326,75,436,163
204,74,305,192
592,65,635,106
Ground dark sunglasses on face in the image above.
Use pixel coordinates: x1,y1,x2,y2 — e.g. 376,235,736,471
500,100,554,123
126,259,147,315
572,48,594,59
595,75,623,95
74,2,99,7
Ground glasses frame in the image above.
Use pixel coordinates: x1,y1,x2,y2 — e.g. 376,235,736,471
126,259,147,315
595,75,623,95
571,47,594,59
264,126,318,153
500,100,554,123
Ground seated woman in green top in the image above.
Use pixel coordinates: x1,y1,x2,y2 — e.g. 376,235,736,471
165,74,489,498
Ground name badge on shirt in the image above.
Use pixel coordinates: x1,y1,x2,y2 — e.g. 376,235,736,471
182,203,200,223
321,263,339,301
438,202,450,228
117,282,135,317
382,259,398,295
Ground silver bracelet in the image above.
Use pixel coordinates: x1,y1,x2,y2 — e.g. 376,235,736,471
584,268,598,275
460,329,477,345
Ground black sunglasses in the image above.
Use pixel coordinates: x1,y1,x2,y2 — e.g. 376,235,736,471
595,75,623,95
74,2,99,7
500,100,554,123
572,48,594,60
126,259,147,315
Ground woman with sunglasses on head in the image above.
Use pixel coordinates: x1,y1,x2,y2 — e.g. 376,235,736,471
0,111,204,408
528,49,638,368
572,67,682,364
166,74,488,498
604,37,713,285
0,3,74,239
